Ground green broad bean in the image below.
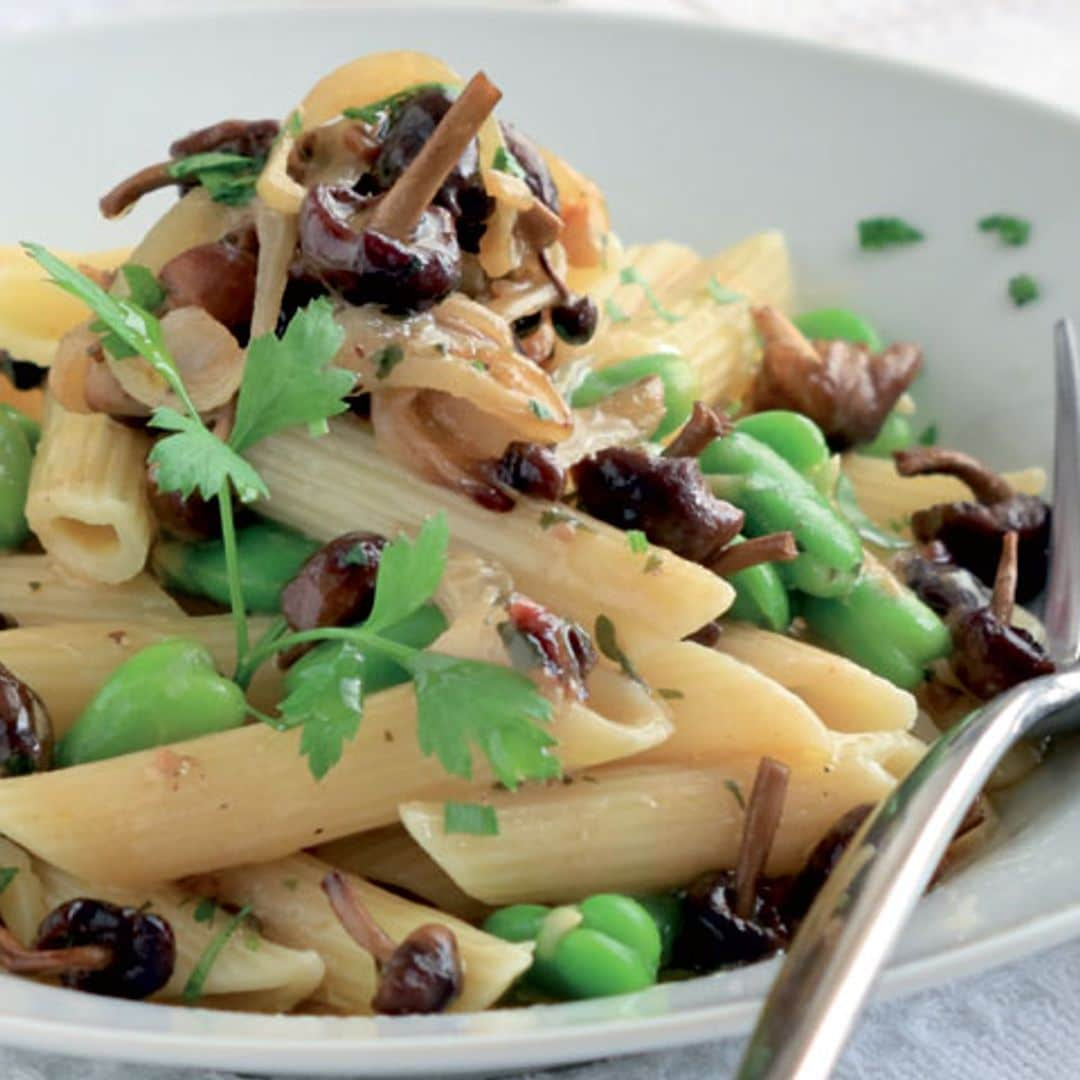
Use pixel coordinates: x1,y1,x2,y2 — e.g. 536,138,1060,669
860,411,915,457
792,307,884,351
701,432,863,598
57,639,247,766
484,893,662,1000
0,405,40,452
286,603,447,697
632,893,683,967
734,411,830,476
153,521,319,613
800,563,952,689
0,406,33,550
570,353,698,439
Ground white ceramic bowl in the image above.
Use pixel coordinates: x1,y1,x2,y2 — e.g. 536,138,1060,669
3,5,1078,1075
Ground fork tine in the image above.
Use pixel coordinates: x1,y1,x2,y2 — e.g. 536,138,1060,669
1045,319,1080,665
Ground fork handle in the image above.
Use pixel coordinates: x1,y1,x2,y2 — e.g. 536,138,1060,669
736,666,1080,1080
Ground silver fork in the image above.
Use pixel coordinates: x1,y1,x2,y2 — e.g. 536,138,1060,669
735,319,1080,1080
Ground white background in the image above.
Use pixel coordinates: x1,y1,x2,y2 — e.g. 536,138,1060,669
1,1,1079,1077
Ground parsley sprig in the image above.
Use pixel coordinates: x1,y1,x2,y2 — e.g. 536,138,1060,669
240,516,559,784
26,246,560,788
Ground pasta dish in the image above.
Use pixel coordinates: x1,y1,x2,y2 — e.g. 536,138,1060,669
0,51,1053,1014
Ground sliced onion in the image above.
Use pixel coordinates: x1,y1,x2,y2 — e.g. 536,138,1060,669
106,306,244,413
335,293,572,443
554,374,666,469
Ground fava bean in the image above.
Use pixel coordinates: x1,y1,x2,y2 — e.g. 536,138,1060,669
0,407,33,550
701,432,863,598
153,521,319,613
792,307,884,351
57,639,247,766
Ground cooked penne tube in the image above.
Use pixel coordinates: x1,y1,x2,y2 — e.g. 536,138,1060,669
315,826,491,923
579,232,792,408
205,854,530,1014
704,229,793,311
0,554,181,626
842,454,1046,534
401,731,926,905
0,245,130,366
26,397,155,584
248,419,732,640
0,680,671,886
36,862,325,1012
0,616,279,735
629,639,834,768
712,623,918,733
0,837,46,946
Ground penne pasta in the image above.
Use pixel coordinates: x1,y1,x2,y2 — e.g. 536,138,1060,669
315,826,491,923
25,397,155,584
400,731,926,905
0,554,181,627
712,623,918,733
248,418,732,640
629,639,834,768
0,683,672,886
204,854,530,1014
36,862,326,1012
577,231,792,408
842,454,1046,534
0,245,130,366
0,616,279,735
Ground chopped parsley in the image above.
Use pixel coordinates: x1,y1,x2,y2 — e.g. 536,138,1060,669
917,422,939,446
857,217,925,251
618,267,683,323
167,151,263,207
183,904,254,1003
644,553,663,574
538,508,590,532
604,297,630,324
285,109,303,137
978,213,1031,247
373,344,405,379
1008,273,1039,307
528,399,554,421
626,529,649,554
657,688,684,701
193,897,218,924
0,867,18,896
492,146,527,180
705,278,743,305
342,82,455,124
594,614,643,684
724,778,746,810
444,800,500,836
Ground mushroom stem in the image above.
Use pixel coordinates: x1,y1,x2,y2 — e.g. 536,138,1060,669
991,530,1019,624
517,201,564,250
321,870,396,965
367,72,502,241
893,447,1014,504
538,247,571,302
664,401,731,459
0,923,111,976
710,532,799,578
99,162,177,220
752,306,820,366
733,756,790,920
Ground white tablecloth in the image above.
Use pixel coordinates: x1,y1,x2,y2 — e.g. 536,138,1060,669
2,1,1080,1077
